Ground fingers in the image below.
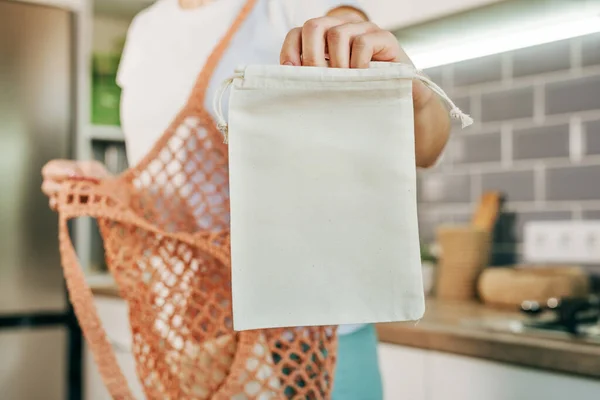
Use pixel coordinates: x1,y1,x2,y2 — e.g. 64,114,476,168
281,18,411,70
301,17,342,67
78,160,108,178
281,27,302,66
42,159,78,180
41,179,62,197
49,197,58,211
42,177,62,211
326,22,378,68
350,30,407,69
41,160,108,209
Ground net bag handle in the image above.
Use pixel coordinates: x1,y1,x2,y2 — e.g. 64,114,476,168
56,179,235,398
57,180,136,399
54,1,259,396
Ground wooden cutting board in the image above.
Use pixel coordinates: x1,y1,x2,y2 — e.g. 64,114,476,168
478,266,590,308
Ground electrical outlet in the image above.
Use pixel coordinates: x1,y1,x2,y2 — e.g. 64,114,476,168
523,221,600,264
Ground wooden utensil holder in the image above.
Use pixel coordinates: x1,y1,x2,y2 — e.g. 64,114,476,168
436,225,492,301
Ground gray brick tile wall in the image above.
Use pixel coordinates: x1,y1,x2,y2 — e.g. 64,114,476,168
452,54,503,87
419,173,472,203
416,32,600,263
480,170,536,202
512,40,571,78
513,123,570,160
452,131,502,164
418,210,454,242
481,86,535,122
582,33,600,67
418,209,474,243
452,96,472,116
583,210,600,220
546,165,600,201
584,119,600,155
545,74,600,115
423,66,445,87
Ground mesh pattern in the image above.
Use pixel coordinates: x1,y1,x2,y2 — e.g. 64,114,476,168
55,1,338,398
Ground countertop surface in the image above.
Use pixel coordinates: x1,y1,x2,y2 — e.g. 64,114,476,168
88,276,600,379
377,298,600,380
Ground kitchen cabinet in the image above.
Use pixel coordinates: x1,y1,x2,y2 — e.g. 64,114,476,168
86,296,600,400
0,328,67,400
378,343,600,400
378,343,427,399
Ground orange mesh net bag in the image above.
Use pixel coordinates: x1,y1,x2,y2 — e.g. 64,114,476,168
54,1,338,398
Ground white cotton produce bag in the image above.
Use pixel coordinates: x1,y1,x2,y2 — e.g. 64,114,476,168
214,62,472,331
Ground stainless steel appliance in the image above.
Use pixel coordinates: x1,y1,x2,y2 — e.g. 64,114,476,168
462,295,600,345
0,1,81,399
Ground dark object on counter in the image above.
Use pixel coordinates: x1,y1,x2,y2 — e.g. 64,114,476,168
521,295,600,336
472,192,518,266
490,211,518,266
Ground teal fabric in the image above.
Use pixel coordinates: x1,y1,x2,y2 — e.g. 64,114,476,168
332,324,383,400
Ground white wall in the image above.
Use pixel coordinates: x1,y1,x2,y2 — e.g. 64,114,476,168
16,0,84,11
91,0,504,31
92,15,130,53
359,0,504,29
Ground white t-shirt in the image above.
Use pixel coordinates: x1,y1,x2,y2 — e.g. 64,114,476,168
117,0,364,335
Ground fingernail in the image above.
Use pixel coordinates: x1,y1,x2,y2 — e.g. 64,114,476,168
283,61,294,66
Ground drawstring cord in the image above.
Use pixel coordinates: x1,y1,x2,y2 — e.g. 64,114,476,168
213,68,474,143
213,72,244,144
414,70,474,128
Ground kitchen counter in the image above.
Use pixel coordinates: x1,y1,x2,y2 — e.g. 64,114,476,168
86,274,120,297
377,299,600,380
87,277,600,380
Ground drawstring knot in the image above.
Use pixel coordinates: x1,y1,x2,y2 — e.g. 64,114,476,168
217,122,229,144
450,107,474,128
415,70,474,129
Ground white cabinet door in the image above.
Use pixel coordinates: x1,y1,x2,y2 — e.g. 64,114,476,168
378,344,600,400
378,344,427,400
93,297,133,346
429,351,600,400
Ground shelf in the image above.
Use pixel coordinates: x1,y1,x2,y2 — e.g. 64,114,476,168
89,125,125,142
85,272,114,286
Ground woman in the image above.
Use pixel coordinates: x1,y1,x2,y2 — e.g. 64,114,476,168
42,1,450,398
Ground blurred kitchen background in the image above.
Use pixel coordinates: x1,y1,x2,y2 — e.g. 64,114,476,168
1,0,600,399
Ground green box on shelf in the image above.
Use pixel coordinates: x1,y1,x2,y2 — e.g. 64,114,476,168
91,53,121,126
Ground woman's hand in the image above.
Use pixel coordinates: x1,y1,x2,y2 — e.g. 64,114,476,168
280,12,406,69
41,159,109,210
280,12,451,168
